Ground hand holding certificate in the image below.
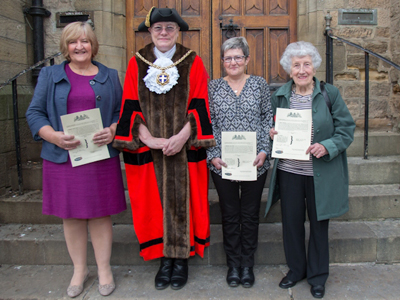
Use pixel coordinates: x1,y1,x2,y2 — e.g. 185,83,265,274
60,108,110,167
221,131,257,181
271,108,312,160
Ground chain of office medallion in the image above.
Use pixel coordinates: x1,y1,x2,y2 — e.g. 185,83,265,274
135,50,193,71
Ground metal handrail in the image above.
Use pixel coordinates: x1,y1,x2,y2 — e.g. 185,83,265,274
1,52,61,195
324,11,400,160
0,52,61,90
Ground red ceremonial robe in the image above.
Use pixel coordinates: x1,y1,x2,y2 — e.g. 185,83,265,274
113,43,215,261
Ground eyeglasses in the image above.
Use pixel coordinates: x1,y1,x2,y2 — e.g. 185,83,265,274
151,25,178,33
222,55,246,63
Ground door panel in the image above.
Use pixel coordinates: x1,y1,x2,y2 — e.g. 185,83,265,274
212,0,296,90
126,1,211,74
126,1,296,89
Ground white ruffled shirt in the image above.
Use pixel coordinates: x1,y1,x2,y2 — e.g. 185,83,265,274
143,45,180,94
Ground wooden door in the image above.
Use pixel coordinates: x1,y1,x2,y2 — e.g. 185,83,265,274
126,1,211,74
126,1,297,89
212,0,297,91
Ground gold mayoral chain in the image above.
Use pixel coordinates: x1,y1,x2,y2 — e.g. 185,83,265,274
136,50,193,86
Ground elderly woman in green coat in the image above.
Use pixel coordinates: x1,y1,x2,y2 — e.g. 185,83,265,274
266,41,355,299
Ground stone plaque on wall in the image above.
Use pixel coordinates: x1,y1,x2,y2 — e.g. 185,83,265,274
338,9,377,25
56,11,94,28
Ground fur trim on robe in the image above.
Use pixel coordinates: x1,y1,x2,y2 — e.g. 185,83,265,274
113,43,215,259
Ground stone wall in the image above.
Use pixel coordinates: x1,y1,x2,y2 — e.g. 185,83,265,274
0,0,34,195
1,0,399,194
298,0,400,131
0,0,126,194
43,0,126,81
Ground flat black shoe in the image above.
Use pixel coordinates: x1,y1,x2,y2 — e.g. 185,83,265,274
155,257,174,290
240,267,255,288
311,285,325,298
279,276,297,289
226,267,241,287
170,259,188,290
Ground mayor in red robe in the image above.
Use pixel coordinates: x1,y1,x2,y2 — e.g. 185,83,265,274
113,7,215,291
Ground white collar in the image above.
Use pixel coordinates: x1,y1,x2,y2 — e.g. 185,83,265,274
154,45,176,60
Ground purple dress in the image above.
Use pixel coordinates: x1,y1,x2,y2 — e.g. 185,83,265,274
42,64,126,219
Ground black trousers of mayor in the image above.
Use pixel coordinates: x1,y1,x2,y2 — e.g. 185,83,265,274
278,169,330,286
211,171,268,268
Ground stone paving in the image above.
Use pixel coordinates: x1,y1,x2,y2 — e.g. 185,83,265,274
1,263,399,299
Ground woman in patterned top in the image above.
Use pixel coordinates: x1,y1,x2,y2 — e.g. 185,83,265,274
267,41,355,299
206,37,272,288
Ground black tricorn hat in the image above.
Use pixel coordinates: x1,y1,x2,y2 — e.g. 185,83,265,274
138,7,189,32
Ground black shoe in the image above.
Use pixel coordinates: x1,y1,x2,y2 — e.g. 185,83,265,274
226,267,241,287
155,257,174,290
170,259,188,290
279,276,297,289
240,267,255,288
311,285,325,298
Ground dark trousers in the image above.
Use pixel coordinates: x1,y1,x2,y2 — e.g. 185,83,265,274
211,171,268,268
278,170,329,286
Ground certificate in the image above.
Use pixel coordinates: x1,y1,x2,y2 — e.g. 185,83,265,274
221,131,257,181
271,108,312,160
60,108,110,167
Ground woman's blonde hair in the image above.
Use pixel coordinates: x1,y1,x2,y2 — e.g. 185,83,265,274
59,21,99,61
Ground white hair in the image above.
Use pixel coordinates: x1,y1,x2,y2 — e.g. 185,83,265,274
280,41,322,74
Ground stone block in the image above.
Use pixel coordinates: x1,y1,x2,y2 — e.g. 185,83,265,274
360,70,389,81
335,72,358,81
371,82,391,97
113,0,125,15
355,118,395,130
96,45,126,75
0,154,7,190
347,54,379,70
308,0,317,13
297,15,308,40
75,0,103,11
332,44,346,72
378,8,391,27
0,1,25,22
389,94,400,117
364,41,388,54
375,27,390,38
94,11,125,49
44,0,75,10
0,18,26,43
297,0,306,15
334,27,373,39
365,99,389,118
0,37,28,65
0,61,31,85
347,45,364,55
0,120,16,153
344,99,361,118
349,0,390,8
344,83,364,98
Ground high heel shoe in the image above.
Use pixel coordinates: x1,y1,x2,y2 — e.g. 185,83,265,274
67,271,90,298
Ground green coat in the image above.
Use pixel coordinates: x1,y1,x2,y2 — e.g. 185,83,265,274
265,78,356,221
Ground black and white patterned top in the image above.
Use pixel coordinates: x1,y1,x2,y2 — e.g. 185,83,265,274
277,87,314,176
206,75,273,177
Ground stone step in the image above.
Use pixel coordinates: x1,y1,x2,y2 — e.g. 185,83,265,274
1,220,399,266
10,154,400,191
347,131,400,157
1,184,400,225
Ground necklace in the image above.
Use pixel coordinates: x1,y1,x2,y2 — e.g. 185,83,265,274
136,50,193,86
69,63,92,75
227,76,247,95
